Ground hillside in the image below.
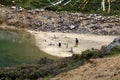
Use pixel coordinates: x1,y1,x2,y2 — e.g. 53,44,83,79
0,50,120,80
51,56,120,80
0,3,120,80
0,5,120,35
0,0,120,15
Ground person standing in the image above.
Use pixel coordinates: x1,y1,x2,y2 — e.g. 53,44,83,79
75,38,78,47
58,40,61,48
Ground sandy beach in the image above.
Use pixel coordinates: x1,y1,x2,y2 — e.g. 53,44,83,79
28,30,118,57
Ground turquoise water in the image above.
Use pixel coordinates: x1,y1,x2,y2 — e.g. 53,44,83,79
0,29,57,67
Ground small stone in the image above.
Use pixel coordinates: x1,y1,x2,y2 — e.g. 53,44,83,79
69,25,75,29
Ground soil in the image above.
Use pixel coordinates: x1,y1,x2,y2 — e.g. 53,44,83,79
51,56,120,80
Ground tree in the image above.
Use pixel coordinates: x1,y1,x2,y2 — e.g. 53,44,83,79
101,0,111,13
107,0,111,14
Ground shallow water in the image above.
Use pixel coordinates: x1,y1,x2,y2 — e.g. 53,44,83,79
0,29,57,67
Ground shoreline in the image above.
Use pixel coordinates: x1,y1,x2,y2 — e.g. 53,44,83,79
0,25,118,57
28,30,118,57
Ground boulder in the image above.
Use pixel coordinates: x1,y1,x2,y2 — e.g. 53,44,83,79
69,25,75,29
105,36,120,53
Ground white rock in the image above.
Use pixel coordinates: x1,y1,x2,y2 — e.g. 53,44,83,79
11,6,16,9
69,25,75,29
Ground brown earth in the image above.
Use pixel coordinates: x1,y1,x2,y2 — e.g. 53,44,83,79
51,56,120,80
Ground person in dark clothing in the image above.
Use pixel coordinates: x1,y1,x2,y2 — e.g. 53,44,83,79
58,40,61,48
75,38,78,47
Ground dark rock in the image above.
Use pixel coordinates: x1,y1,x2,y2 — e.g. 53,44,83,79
90,25,102,30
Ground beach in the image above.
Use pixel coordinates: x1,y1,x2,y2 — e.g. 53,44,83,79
28,30,118,57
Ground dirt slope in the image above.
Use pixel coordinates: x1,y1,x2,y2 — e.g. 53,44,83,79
51,56,120,80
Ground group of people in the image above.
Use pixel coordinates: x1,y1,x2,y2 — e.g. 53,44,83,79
58,38,79,48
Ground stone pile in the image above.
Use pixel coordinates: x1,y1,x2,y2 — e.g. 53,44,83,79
0,6,120,35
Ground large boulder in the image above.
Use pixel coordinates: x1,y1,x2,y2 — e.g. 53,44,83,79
105,36,120,53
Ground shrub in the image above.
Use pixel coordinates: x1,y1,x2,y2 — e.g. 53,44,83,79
0,46,119,79
107,46,120,57
81,48,104,60
38,57,54,64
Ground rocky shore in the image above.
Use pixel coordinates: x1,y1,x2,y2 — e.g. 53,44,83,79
0,5,120,35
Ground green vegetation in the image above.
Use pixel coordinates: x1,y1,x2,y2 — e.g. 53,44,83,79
0,0,120,79
80,48,104,60
0,56,86,80
0,29,58,67
107,46,120,57
0,45,120,79
0,0,120,15
81,45,120,59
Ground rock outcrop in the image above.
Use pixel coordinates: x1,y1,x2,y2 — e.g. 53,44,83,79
105,36,120,53
0,5,120,35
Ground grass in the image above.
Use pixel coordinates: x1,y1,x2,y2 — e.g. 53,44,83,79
0,55,86,80
81,45,120,59
106,46,120,57
0,45,119,79
0,0,120,15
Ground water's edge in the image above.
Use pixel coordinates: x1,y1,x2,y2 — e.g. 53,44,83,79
0,28,58,67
